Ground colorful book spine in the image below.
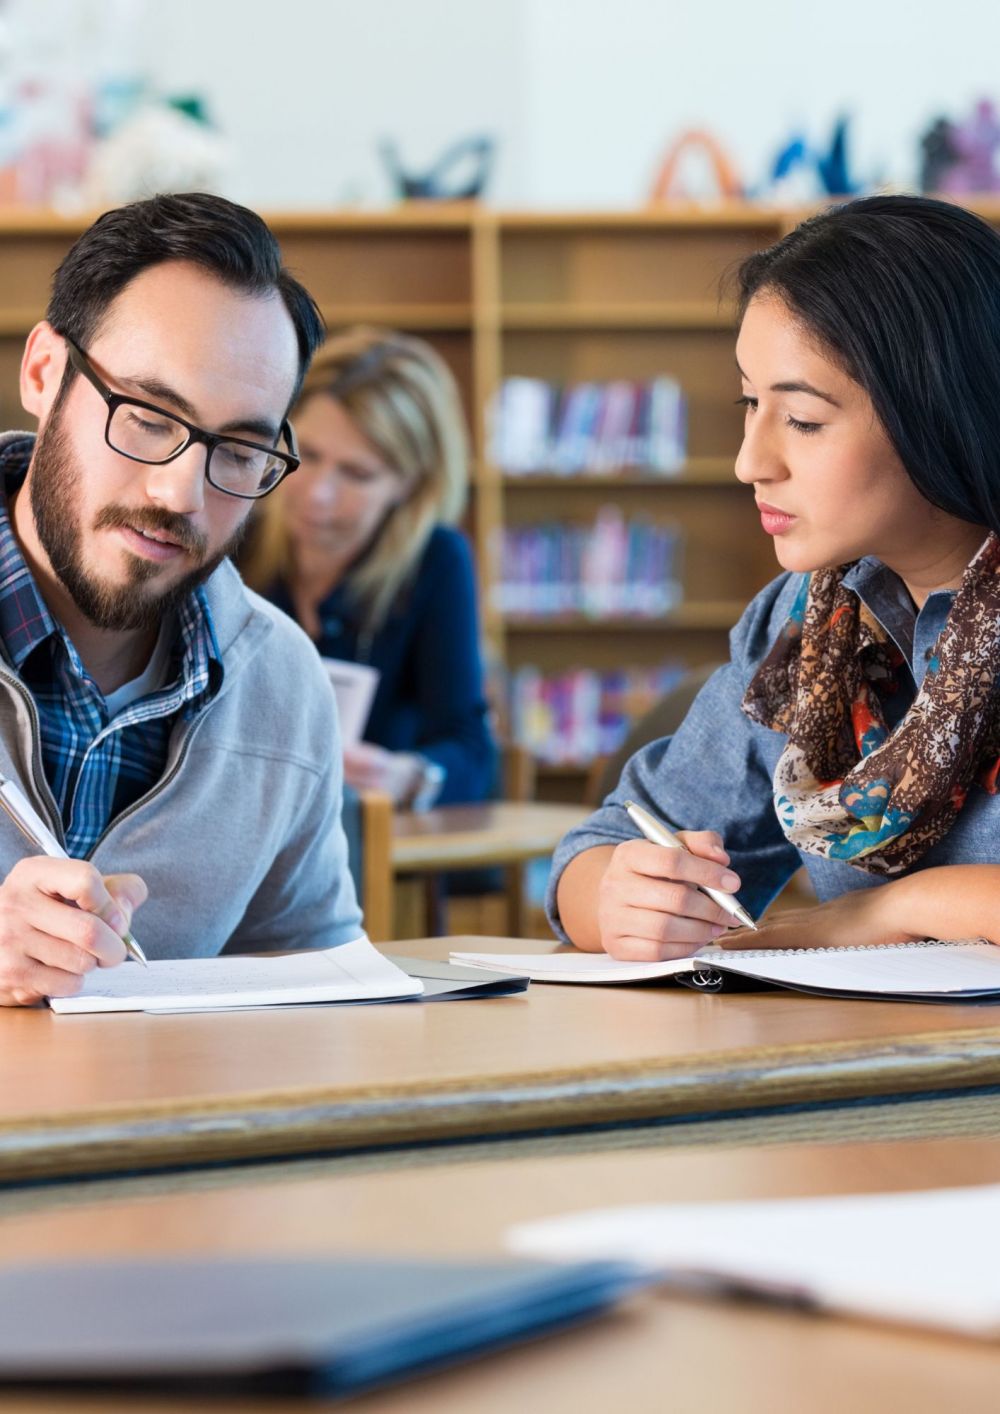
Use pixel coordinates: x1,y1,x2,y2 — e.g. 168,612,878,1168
490,376,687,475
493,508,682,619
509,664,689,765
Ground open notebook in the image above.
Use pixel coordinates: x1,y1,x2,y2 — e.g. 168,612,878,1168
50,937,424,1014
508,1183,1000,1340
451,939,1000,1002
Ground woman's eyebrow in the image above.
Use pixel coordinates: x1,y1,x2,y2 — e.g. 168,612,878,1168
734,362,840,408
769,379,841,407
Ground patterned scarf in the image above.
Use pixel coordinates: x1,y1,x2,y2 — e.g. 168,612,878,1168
741,535,1000,876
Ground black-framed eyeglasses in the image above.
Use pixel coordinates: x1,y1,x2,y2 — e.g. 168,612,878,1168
63,338,300,500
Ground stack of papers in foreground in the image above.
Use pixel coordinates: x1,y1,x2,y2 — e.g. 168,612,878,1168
509,1183,1000,1338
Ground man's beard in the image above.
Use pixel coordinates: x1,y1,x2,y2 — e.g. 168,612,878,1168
29,410,248,632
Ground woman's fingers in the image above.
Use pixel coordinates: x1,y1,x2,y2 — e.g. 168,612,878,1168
620,838,741,895
608,906,727,951
598,833,744,960
611,874,734,925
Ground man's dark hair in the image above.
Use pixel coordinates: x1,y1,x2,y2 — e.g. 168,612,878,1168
733,194,1000,537
46,191,325,407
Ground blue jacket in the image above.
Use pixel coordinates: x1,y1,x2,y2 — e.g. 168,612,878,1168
266,526,496,806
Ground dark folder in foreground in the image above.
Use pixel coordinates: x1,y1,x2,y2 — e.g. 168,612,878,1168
0,1255,644,1397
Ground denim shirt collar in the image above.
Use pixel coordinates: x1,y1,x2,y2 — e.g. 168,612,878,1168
841,556,955,686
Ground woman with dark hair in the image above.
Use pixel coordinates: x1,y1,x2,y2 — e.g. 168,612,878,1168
548,195,1000,958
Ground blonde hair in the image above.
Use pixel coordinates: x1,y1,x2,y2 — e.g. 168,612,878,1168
244,326,469,635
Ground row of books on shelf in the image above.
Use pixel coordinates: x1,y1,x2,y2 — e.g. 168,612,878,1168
509,663,687,765
492,507,681,618
490,375,687,476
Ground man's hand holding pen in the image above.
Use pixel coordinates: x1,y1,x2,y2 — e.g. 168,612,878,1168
0,859,147,1006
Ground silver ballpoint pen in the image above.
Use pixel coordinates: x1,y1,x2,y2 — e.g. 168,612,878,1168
0,772,148,966
623,799,758,932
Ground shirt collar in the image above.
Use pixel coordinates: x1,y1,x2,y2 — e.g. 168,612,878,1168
841,556,954,672
0,437,58,669
0,435,222,696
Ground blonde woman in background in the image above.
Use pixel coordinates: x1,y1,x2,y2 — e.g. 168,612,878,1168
245,327,496,809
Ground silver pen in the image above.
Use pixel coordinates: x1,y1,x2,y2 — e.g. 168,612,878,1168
623,799,758,932
0,772,148,966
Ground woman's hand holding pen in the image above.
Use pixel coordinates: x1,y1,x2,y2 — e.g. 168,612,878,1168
0,859,147,1007
596,833,745,961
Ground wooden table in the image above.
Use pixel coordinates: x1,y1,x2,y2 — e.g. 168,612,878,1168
391,800,586,936
4,1134,1000,1411
6,936,1000,1184
391,802,586,872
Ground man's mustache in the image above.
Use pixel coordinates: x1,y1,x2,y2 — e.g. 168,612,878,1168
94,505,208,558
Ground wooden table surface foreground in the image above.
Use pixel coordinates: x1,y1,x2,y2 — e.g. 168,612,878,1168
3,937,1000,1182
3,1134,1000,1412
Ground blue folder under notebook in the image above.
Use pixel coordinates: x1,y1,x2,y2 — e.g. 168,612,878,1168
0,1255,646,1396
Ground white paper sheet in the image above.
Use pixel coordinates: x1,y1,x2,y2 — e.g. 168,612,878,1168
509,1183,1000,1338
49,936,423,1013
450,949,693,983
321,658,380,748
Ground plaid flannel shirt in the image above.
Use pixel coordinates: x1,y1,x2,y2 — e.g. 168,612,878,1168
0,439,222,857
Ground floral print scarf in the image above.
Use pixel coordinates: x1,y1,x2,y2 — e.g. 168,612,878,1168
741,536,1000,876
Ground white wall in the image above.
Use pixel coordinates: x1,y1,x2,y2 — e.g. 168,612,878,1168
132,0,1000,207
142,0,531,207
518,0,1000,205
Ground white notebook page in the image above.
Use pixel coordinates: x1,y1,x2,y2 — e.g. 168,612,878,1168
508,1182,1000,1338
452,940,1000,995
450,950,694,983
49,937,423,1013
711,939,1000,994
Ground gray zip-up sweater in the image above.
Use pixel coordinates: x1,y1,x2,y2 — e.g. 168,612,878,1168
0,540,363,960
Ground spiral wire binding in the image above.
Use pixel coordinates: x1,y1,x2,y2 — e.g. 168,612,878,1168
695,938,985,961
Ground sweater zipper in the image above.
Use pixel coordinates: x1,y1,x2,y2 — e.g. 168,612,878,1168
0,659,211,861
0,662,66,846
84,706,211,859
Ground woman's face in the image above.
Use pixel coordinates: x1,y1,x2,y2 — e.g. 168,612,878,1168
281,393,406,562
734,294,958,583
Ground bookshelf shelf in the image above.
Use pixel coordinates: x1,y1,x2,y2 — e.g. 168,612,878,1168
505,602,744,632
319,302,474,331
0,311,43,337
499,301,734,331
501,458,736,488
0,302,477,341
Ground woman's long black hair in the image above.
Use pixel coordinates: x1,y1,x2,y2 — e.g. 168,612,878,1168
735,195,1000,535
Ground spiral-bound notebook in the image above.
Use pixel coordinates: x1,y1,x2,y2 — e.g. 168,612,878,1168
451,940,1000,1003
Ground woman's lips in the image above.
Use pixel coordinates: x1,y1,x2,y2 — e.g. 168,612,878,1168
757,502,797,536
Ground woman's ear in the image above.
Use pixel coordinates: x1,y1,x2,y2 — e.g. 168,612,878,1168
20,322,68,421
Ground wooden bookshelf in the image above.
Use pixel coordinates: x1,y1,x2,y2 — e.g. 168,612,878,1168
0,202,996,802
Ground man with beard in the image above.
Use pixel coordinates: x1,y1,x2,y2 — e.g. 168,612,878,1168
0,192,363,1005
